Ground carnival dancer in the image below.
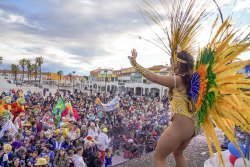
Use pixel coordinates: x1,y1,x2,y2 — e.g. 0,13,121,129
131,0,250,166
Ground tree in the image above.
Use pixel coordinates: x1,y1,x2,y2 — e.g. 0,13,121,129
11,64,19,85
26,59,32,84
68,73,72,83
19,58,26,85
32,63,38,85
57,70,63,88
35,56,44,85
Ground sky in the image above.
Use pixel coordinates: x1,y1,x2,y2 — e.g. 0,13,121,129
0,0,249,75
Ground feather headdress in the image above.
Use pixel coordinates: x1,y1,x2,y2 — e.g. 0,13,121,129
139,0,207,66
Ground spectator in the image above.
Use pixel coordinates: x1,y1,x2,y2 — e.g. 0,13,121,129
72,146,87,167
97,127,110,164
105,148,113,167
53,148,70,167
12,157,21,167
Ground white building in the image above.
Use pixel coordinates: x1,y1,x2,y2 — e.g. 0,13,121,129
85,65,171,97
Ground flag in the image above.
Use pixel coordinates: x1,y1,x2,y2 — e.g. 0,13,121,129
66,102,73,113
98,96,120,112
66,102,79,119
53,97,66,121
61,102,80,121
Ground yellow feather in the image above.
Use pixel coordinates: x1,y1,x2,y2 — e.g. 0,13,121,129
212,106,248,166
216,74,245,82
215,32,237,56
203,122,214,157
210,87,241,94
213,44,250,71
217,100,250,127
214,59,248,74
210,19,230,46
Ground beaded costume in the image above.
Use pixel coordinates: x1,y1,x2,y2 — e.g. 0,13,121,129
170,88,193,120
169,74,194,120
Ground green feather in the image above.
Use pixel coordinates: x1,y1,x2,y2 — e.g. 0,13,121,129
196,47,217,126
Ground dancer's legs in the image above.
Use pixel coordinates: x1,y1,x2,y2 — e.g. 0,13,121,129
172,114,195,167
154,123,182,167
154,114,195,167
173,139,191,167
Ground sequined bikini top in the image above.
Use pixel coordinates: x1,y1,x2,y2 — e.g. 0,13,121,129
169,74,194,119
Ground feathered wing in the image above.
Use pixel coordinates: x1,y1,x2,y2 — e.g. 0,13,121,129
139,0,206,64
140,0,250,166
191,18,250,166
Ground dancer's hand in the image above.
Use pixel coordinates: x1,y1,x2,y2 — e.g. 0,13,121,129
128,49,137,64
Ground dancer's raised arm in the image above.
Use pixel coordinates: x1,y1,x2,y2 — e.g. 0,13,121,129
128,49,183,90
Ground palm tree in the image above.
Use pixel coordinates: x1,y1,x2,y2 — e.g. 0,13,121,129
19,58,26,85
0,56,3,65
26,59,32,84
68,73,72,83
11,64,19,85
32,64,38,85
57,70,63,88
35,56,44,85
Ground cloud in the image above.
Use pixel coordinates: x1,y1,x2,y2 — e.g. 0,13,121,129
0,0,249,76
233,0,250,12
0,0,148,74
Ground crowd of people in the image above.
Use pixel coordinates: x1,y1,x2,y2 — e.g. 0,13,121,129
0,89,169,167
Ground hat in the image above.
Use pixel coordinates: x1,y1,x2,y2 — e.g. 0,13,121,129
35,158,48,166
55,129,60,134
128,139,134,143
102,128,108,133
3,96,11,104
24,122,32,127
3,144,12,152
85,136,94,142
17,97,25,104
